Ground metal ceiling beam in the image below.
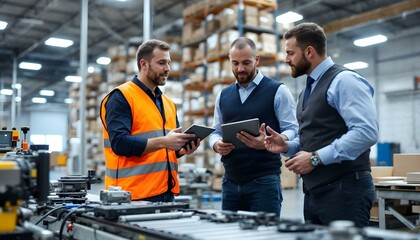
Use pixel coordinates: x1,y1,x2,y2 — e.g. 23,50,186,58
17,1,96,59
72,0,187,57
323,0,420,34
90,11,126,42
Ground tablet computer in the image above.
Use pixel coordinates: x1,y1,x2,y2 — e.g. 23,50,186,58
183,124,215,149
221,118,260,149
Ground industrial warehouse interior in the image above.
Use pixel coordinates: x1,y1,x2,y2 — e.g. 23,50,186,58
1,0,420,239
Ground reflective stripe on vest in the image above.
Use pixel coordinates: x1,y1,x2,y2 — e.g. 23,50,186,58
100,80,179,200
106,161,178,178
103,129,170,148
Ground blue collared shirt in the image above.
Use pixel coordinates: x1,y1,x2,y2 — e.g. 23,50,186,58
105,76,180,157
285,57,379,165
209,70,299,147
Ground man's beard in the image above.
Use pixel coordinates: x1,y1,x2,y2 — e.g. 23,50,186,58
234,67,256,85
147,68,168,86
290,53,310,78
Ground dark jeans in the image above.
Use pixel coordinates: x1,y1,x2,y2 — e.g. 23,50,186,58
136,191,174,202
304,171,374,227
222,174,282,216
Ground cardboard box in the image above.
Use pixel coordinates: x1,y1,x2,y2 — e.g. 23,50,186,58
370,203,379,219
259,10,274,28
50,151,61,167
244,16,258,26
393,154,420,177
212,177,222,191
371,166,393,178
281,159,297,189
413,205,420,213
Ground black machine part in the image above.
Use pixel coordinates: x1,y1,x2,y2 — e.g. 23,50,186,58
1,151,50,205
54,170,100,198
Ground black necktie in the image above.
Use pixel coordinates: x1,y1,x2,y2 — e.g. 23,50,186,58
303,76,314,106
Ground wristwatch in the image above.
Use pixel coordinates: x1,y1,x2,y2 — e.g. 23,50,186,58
310,152,321,167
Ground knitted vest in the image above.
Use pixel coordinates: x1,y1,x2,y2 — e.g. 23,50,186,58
220,76,282,183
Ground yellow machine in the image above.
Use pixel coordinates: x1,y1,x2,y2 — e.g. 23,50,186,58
0,160,22,232
0,126,50,238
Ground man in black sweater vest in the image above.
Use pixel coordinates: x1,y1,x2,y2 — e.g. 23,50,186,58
209,37,298,216
264,22,378,227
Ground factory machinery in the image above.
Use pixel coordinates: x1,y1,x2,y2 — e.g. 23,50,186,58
1,128,420,240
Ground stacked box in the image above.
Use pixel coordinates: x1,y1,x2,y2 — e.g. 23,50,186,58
259,10,274,28
220,59,233,79
207,33,219,57
219,30,239,54
393,154,420,176
207,62,220,81
219,4,259,28
260,33,277,52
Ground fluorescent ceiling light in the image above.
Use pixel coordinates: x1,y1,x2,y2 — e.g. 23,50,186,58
39,89,55,96
32,97,47,104
15,96,21,102
45,37,74,48
88,66,95,73
65,75,82,83
64,98,73,104
344,61,369,70
19,62,42,70
276,11,303,24
1,89,13,95
354,34,387,47
0,21,7,30
12,83,22,89
96,57,111,65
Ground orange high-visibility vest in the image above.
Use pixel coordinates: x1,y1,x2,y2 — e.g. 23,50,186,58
100,81,179,200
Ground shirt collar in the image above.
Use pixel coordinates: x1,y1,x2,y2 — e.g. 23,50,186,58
309,57,334,82
133,75,162,98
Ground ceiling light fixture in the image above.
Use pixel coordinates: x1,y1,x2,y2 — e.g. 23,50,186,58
45,37,74,48
64,98,73,104
276,11,303,24
65,75,82,83
0,21,7,30
39,89,55,96
0,89,13,95
353,34,387,47
19,62,42,70
96,57,111,65
12,83,22,89
32,97,47,104
343,61,369,70
88,66,95,73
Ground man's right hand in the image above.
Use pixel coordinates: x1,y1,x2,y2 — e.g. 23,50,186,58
264,126,288,153
213,140,235,156
165,127,195,151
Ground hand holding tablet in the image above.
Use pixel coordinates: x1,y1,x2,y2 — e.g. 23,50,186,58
221,118,260,149
183,124,215,149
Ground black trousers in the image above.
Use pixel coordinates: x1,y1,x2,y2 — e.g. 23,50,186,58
303,171,374,227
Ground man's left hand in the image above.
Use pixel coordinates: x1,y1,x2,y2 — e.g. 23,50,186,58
179,138,200,155
284,151,314,175
236,123,266,150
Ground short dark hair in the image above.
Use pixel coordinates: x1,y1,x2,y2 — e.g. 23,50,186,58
230,37,257,55
284,22,327,56
136,39,170,70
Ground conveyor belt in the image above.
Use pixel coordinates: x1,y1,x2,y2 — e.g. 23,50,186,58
131,217,302,239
